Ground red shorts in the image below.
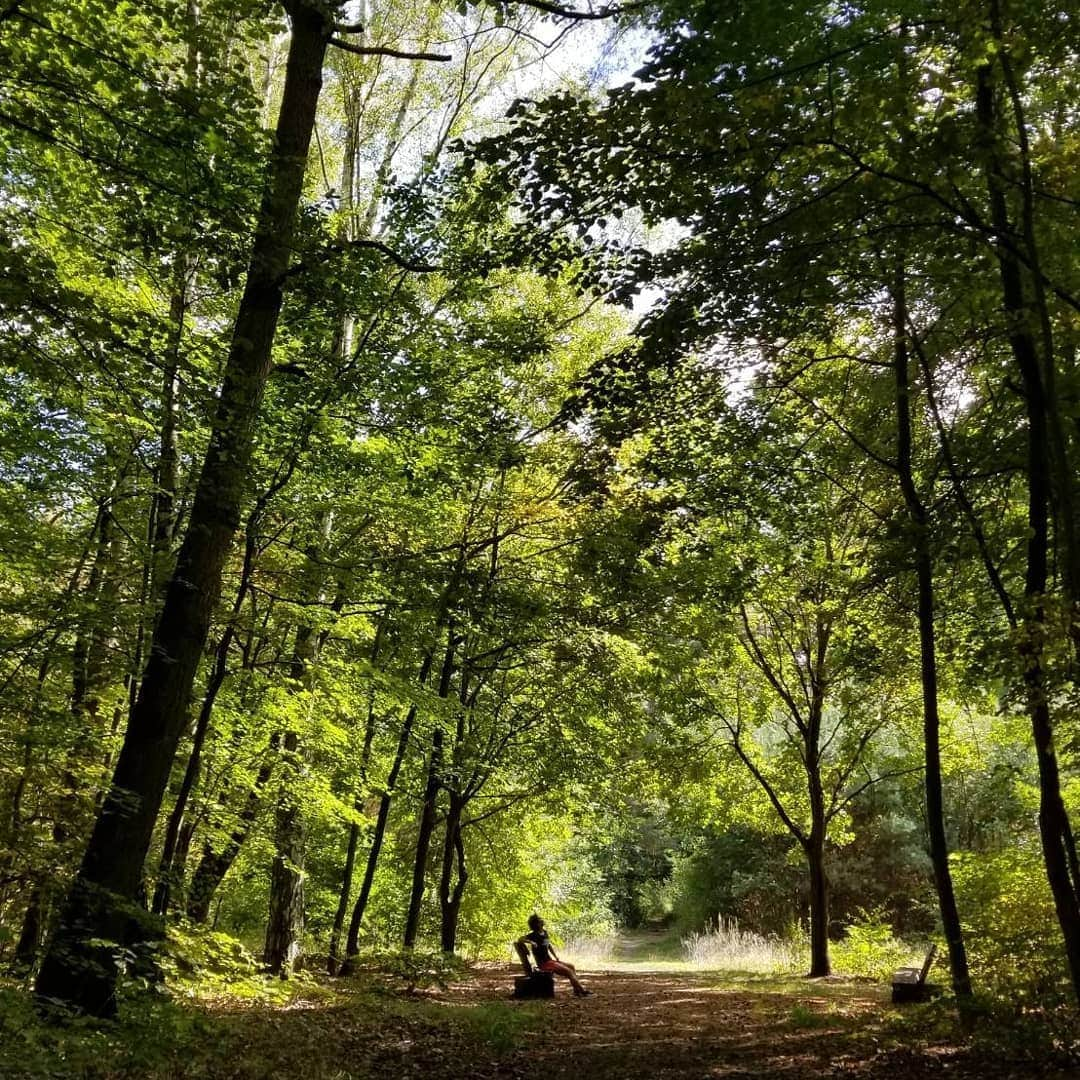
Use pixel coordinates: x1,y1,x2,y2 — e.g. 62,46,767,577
539,960,560,972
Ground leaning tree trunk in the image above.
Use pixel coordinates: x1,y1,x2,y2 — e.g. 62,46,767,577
891,269,972,999
34,5,332,1016
186,747,276,923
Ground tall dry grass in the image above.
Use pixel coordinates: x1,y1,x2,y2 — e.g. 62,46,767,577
680,917,803,972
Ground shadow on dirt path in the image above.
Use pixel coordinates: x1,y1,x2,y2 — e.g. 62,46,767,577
332,966,1070,1080
46,963,1069,1078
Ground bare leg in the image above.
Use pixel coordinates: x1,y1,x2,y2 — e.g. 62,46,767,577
547,961,588,994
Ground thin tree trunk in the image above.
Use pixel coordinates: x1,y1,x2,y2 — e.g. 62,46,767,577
19,480,119,972
186,749,276,923
402,726,443,949
150,267,187,610
891,268,973,999
264,510,334,975
358,59,422,238
150,621,236,916
805,615,830,979
35,7,332,1015
805,830,829,978
438,793,467,954
976,59,1080,1003
327,814,361,975
327,612,387,973
338,634,455,975
401,630,458,949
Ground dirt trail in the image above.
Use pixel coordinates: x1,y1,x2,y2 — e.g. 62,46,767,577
198,965,1070,1080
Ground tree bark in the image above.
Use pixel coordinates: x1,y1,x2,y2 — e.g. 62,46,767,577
976,57,1080,1003
35,4,332,1015
402,726,443,949
891,268,972,999
805,830,829,978
264,727,305,975
186,748,276,924
438,793,467,954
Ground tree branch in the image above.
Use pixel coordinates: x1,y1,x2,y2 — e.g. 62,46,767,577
832,765,924,815
283,238,440,281
506,0,642,18
721,711,807,845
329,38,450,62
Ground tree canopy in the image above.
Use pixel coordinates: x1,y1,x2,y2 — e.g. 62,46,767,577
0,0,1079,1060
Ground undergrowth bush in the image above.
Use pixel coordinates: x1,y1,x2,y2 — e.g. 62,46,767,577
162,922,306,1003
831,908,920,980
350,946,468,991
950,846,1068,1003
0,979,219,1077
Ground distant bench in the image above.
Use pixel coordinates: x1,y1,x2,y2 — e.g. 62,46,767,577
891,945,938,1003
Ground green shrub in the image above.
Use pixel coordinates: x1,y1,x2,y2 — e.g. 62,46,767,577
950,845,1067,1002
350,946,468,991
831,907,919,981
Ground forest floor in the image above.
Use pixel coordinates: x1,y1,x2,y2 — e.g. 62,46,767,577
3,945,1078,1078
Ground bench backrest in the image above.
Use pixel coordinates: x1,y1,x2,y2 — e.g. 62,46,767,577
918,944,938,985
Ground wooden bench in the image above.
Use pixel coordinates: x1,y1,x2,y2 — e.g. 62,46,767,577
891,945,938,1003
512,940,554,999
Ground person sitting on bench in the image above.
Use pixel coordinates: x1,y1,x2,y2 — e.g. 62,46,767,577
518,914,592,997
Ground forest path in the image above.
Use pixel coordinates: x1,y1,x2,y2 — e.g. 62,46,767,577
183,965,1070,1080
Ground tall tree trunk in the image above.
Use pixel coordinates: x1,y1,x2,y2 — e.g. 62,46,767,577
264,733,305,974
805,617,830,978
976,58,1080,1002
401,629,458,949
891,269,973,999
264,511,334,975
438,793,467,954
35,6,332,1015
805,829,829,978
402,726,443,949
